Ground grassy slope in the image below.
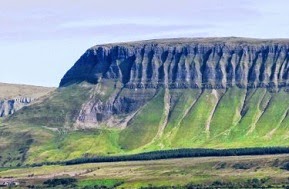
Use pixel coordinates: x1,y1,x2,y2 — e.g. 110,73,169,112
143,87,289,149
150,89,202,149
26,129,122,164
209,87,246,140
3,85,289,165
119,89,165,150
6,84,92,128
254,89,289,137
23,83,127,163
229,89,266,140
172,90,218,147
0,83,55,166
0,124,54,167
1,82,126,165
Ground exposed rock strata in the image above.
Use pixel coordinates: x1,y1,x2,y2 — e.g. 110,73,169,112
0,97,33,117
0,83,55,117
60,38,289,89
59,38,289,128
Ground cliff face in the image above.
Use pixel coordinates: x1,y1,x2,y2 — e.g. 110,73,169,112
59,38,289,128
0,97,33,117
60,38,289,89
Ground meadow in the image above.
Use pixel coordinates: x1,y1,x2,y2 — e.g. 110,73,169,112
1,154,289,188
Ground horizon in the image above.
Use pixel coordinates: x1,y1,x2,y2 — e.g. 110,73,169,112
1,0,289,87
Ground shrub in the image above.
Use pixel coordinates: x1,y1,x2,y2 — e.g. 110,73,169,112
43,177,77,187
283,162,289,171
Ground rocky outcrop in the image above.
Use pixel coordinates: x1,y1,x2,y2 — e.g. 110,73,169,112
60,37,289,89
0,83,55,117
0,97,33,117
75,84,159,129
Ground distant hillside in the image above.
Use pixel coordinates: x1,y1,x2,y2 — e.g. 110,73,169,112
0,83,55,117
0,83,55,99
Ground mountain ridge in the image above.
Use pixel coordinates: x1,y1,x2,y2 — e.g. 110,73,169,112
60,37,289,90
89,37,289,47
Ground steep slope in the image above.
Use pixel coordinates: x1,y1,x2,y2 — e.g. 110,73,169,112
60,37,289,89
59,37,289,129
3,37,289,166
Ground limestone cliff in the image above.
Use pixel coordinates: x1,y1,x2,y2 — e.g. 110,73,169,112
59,37,289,128
60,37,289,89
0,97,33,117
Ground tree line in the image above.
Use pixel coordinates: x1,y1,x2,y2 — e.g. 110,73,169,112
63,147,289,165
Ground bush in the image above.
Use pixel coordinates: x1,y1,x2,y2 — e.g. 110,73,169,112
283,162,289,171
43,177,77,187
232,163,252,169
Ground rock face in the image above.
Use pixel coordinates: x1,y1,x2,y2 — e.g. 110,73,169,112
0,83,55,117
60,37,289,89
0,97,33,117
59,37,289,128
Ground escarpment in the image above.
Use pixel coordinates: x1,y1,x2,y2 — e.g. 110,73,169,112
58,38,289,128
60,38,289,89
60,38,289,127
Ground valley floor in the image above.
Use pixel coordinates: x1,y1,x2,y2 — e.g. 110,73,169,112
1,154,289,188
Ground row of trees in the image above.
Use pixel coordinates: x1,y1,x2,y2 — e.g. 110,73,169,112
64,147,289,165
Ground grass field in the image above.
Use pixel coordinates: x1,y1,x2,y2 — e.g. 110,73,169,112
1,154,289,188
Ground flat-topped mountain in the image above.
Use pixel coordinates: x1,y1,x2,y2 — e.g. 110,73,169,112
60,37,289,89
3,38,289,167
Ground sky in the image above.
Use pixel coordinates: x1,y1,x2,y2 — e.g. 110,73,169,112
1,0,289,87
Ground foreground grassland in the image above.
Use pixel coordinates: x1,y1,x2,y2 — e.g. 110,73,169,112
1,155,289,188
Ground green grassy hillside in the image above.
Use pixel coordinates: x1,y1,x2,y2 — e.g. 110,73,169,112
2,83,289,166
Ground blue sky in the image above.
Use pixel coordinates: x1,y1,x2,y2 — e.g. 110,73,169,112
1,0,289,87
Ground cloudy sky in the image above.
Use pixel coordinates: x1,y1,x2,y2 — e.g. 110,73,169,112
1,0,289,87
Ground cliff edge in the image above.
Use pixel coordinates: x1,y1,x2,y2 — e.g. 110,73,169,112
60,37,289,89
